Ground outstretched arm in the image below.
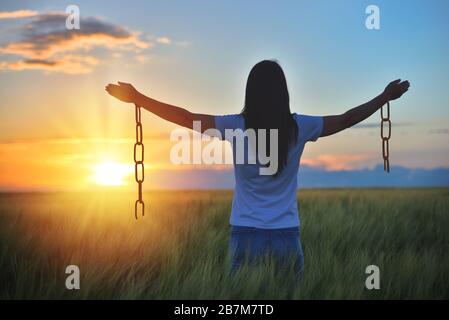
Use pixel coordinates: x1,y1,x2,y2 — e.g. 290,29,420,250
320,79,410,137
105,82,215,133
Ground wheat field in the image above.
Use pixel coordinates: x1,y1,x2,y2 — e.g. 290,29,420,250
0,188,448,299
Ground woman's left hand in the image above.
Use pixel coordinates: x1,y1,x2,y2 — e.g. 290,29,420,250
105,82,140,103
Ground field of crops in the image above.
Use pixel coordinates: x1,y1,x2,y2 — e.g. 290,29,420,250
0,189,448,299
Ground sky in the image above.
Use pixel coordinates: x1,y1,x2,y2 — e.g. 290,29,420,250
0,0,448,191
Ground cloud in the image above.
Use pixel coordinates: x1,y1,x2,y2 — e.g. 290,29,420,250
1,55,99,74
301,154,368,171
156,36,171,45
135,54,151,63
147,34,189,47
428,128,449,135
0,11,150,74
352,122,411,129
0,10,38,20
298,165,449,188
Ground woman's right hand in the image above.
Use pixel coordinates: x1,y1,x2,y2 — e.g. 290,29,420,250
105,81,141,103
382,79,410,101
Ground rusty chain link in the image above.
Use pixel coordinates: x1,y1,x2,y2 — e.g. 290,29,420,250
381,101,391,173
134,104,145,219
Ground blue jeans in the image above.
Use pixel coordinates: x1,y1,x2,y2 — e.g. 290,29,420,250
229,226,304,278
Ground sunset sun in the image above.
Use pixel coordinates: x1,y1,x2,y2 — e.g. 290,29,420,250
91,161,133,186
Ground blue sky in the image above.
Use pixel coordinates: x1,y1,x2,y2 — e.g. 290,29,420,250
3,0,449,117
1,0,448,190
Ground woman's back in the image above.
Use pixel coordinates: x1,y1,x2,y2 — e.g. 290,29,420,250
215,112,323,228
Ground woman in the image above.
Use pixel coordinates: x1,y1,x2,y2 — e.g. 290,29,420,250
106,60,410,277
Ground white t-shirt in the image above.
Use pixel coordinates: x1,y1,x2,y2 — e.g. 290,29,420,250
214,113,323,229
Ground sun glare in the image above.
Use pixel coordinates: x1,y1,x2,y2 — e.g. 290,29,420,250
91,161,133,186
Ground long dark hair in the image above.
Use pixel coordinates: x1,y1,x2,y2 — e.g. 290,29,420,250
241,60,298,175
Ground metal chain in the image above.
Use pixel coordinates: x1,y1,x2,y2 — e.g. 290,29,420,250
134,104,145,219
381,101,391,173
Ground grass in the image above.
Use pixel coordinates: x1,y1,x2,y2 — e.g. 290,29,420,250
0,188,448,299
